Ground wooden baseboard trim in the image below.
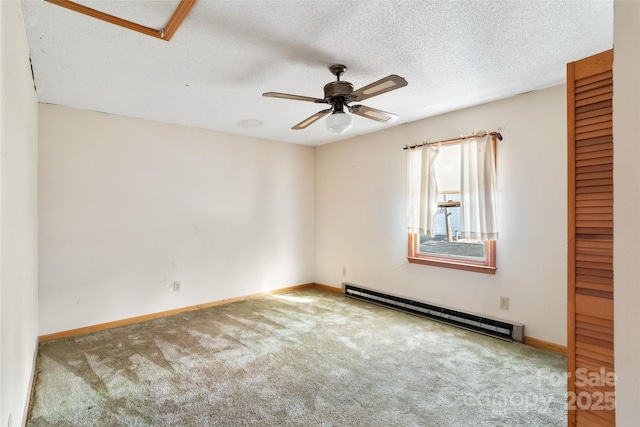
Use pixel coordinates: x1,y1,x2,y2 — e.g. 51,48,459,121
39,283,316,342
312,283,343,293
524,336,567,355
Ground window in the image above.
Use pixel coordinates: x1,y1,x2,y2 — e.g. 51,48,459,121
407,134,498,274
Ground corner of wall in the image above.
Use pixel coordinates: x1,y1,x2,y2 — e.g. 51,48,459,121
0,1,40,425
613,0,640,423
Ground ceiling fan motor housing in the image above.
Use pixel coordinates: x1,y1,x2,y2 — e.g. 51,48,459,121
324,81,354,101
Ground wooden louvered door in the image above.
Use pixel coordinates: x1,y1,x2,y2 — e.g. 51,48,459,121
567,49,615,427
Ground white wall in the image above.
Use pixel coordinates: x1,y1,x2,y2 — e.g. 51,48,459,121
315,85,567,345
613,0,640,423
38,105,315,335
0,1,39,426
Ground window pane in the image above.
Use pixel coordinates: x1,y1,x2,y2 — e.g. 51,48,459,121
434,144,461,193
418,204,486,259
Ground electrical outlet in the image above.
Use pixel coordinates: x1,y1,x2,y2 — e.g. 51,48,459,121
173,281,181,292
499,296,509,310
342,267,347,276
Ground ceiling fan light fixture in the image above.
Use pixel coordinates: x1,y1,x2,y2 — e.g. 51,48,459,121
326,111,353,134
262,65,407,132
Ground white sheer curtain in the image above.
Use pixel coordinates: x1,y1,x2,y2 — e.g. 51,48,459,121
407,144,439,237
460,135,498,240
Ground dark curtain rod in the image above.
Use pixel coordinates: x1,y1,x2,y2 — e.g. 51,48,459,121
403,131,503,150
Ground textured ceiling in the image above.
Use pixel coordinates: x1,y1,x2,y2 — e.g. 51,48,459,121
21,0,613,146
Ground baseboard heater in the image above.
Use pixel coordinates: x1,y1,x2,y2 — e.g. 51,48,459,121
342,283,524,343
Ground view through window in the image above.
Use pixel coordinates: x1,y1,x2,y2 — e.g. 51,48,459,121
417,144,486,261
419,193,486,260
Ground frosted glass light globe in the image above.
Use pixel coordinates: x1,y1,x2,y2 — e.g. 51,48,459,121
326,111,353,134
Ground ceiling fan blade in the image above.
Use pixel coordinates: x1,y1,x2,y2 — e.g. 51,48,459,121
262,92,326,103
292,109,331,130
349,105,399,123
351,74,408,101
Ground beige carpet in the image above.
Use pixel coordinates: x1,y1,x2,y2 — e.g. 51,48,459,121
28,288,567,426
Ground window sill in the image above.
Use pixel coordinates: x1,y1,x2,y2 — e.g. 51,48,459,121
408,256,497,275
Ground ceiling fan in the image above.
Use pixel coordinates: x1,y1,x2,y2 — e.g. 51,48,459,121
262,65,408,135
